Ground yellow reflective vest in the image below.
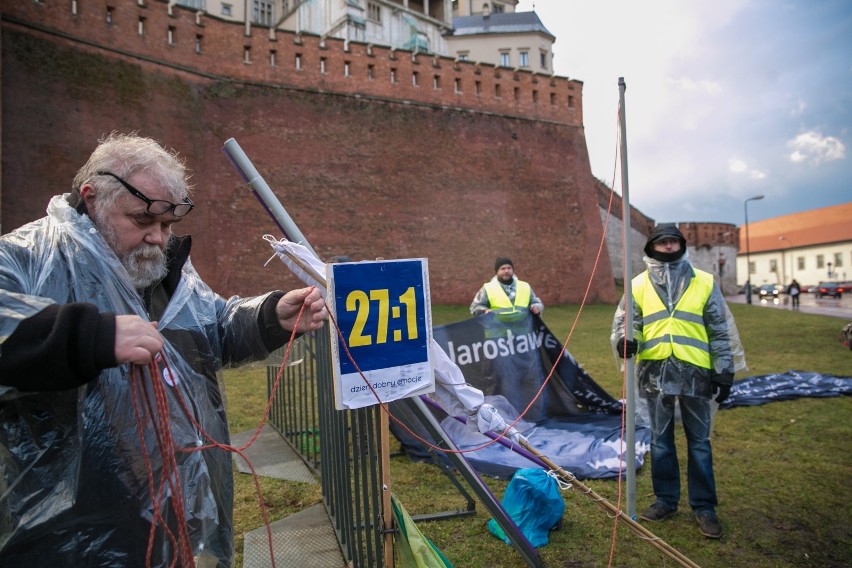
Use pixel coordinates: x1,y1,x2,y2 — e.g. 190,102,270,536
632,269,714,369
484,279,532,314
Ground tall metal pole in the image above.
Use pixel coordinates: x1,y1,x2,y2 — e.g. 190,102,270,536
618,77,637,518
743,195,764,303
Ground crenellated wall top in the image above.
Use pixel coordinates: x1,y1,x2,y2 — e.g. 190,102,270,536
4,0,583,126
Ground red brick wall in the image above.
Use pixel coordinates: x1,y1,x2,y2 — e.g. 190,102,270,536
0,2,615,306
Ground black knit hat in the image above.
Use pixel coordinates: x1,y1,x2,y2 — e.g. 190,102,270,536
644,224,687,261
495,257,514,272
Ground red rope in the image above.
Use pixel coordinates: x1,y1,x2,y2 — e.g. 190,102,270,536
129,294,313,568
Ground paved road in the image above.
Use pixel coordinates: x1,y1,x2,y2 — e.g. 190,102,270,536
726,292,852,320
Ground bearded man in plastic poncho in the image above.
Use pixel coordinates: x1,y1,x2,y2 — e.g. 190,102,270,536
0,132,327,567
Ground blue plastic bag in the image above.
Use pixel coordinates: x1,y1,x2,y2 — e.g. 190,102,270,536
487,468,565,548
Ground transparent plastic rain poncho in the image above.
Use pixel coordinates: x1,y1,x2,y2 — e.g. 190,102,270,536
611,254,747,401
0,195,280,567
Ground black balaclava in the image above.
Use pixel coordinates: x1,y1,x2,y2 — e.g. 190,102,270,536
644,224,687,263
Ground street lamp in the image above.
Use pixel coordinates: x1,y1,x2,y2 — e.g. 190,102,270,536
744,194,765,304
779,236,792,284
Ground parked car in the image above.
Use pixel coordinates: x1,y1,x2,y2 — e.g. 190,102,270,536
816,281,852,298
757,284,781,299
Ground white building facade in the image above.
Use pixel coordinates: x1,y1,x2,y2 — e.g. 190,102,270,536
736,203,852,289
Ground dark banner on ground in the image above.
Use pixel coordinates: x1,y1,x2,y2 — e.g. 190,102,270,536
392,312,651,479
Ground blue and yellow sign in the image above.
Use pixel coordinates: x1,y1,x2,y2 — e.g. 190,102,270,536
327,258,434,409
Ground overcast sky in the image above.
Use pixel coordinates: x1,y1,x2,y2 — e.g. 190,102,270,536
515,0,851,226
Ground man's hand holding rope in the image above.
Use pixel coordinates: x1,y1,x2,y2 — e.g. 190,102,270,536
275,286,328,333
115,315,164,365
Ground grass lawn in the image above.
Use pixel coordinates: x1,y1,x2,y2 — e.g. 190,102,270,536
226,302,852,567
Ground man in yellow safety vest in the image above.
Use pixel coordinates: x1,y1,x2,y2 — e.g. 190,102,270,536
611,225,746,540
470,257,544,318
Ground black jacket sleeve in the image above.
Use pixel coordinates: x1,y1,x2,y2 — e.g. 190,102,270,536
257,291,296,352
0,303,117,391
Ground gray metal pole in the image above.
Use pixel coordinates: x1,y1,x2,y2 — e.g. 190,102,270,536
222,137,319,257
618,77,637,518
743,195,765,303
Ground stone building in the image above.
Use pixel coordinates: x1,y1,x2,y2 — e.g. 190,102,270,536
0,0,613,305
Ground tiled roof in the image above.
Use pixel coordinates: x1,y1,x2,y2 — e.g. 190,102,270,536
740,202,852,253
452,11,554,39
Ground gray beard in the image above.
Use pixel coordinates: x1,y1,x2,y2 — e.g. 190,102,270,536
92,210,168,289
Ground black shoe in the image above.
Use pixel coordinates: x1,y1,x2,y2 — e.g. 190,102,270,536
640,502,676,521
696,510,722,538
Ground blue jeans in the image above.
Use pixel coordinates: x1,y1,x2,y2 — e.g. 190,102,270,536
647,395,717,512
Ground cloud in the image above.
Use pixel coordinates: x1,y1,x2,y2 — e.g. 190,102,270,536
729,158,767,180
728,158,747,173
668,77,723,95
787,131,845,165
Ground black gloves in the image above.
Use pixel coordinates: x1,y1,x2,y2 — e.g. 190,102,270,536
616,338,638,358
711,373,734,403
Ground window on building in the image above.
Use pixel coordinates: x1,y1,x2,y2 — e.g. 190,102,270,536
295,53,302,70
344,61,350,77
433,75,441,89
106,6,113,25
458,52,469,61
270,50,276,66
493,3,505,13
532,90,539,104
138,17,145,36
495,84,502,98
499,52,510,67
797,256,805,270
770,259,777,272
243,46,251,64
391,68,397,83
540,51,547,69
367,2,381,22
412,71,419,86
475,80,481,95
195,35,203,54
834,252,843,267
168,26,175,45
550,92,556,105
367,64,374,80
177,0,205,8
222,3,232,16
519,51,529,67
513,87,519,101
320,57,326,74
816,254,824,269
454,78,462,93
568,95,574,108
748,261,755,275
253,0,274,26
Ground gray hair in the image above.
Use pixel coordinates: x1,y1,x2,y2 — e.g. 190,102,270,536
71,131,191,209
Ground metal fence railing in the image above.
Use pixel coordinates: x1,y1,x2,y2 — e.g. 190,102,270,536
265,323,545,567
266,323,385,567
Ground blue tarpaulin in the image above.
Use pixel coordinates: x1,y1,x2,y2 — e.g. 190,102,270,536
722,370,852,408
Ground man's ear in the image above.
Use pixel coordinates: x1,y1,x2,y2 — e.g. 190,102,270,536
79,183,96,209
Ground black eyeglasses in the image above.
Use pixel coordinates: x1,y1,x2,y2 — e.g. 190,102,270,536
96,171,194,217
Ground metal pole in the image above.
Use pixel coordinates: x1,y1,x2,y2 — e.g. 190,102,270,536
743,195,764,303
618,77,637,518
222,138,319,257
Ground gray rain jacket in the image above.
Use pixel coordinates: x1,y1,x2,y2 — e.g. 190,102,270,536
0,195,281,567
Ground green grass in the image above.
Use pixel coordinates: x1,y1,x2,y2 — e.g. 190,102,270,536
226,303,852,567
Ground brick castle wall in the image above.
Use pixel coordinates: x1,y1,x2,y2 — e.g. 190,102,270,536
1,0,616,305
